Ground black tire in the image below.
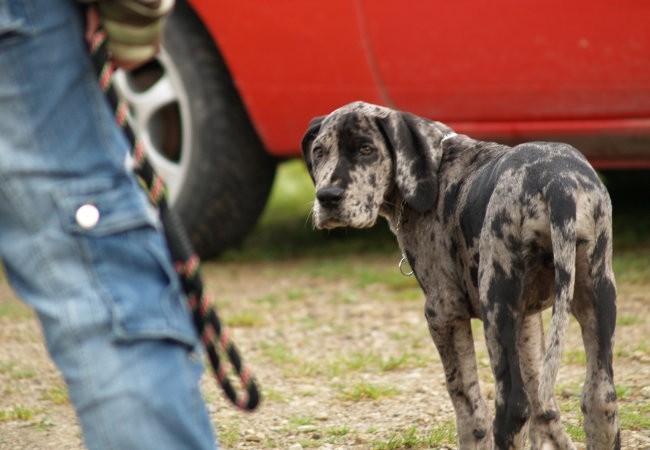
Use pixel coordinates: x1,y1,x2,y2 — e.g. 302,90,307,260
115,0,276,258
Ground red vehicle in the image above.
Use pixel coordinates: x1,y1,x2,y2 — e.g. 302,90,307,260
117,0,650,257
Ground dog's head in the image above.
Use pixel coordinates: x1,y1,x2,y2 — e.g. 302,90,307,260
301,101,450,229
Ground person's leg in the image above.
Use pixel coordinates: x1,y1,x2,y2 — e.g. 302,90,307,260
0,1,217,448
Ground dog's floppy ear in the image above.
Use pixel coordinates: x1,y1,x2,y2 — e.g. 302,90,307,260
301,116,325,181
376,111,442,213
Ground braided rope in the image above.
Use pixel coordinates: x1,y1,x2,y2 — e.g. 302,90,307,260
89,30,261,411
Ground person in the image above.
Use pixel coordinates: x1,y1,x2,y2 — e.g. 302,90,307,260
0,0,218,448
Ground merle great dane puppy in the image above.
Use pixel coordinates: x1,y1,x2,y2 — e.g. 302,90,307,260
301,101,620,450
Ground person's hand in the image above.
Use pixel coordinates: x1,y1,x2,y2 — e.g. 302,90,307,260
85,0,174,71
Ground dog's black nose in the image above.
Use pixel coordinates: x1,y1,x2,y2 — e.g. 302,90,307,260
316,186,344,207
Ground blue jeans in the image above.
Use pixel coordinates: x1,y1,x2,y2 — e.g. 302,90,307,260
0,1,217,448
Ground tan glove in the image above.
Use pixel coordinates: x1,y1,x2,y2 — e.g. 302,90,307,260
82,0,175,70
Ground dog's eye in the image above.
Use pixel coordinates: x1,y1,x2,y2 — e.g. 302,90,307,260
359,144,375,156
312,145,325,161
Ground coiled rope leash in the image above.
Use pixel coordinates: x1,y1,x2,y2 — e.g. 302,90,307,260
89,30,261,411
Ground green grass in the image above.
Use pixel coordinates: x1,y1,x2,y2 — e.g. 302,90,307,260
259,386,286,403
372,423,457,450
252,292,281,305
222,310,264,328
0,363,37,381
286,289,308,301
563,348,587,365
564,422,587,443
328,350,421,376
259,341,299,365
0,299,34,320
612,250,650,285
288,415,316,427
41,385,69,405
220,160,396,262
336,380,400,402
616,315,644,326
427,421,458,446
0,406,38,422
615,385,632,400
216,421,241,448
330,351,381,373
326,425,352,437
619,402,650,430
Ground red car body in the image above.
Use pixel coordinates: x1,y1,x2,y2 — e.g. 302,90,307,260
187,1,650,169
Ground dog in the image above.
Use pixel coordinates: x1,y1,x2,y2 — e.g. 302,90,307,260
301,101,620,449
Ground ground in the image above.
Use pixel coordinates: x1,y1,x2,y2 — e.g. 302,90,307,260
1,165,649,449
1,252,649,450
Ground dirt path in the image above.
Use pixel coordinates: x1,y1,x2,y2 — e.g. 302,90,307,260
1,256,649,449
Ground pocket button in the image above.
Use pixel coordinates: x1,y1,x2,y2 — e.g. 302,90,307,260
75,204,100,229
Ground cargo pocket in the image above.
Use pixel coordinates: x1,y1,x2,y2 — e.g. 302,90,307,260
0,1,33,45
53,177,198,349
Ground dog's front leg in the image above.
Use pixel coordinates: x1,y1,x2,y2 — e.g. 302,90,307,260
425,302,492,449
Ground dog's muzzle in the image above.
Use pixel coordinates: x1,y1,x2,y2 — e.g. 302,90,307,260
313,186,348,229
316,186,344,208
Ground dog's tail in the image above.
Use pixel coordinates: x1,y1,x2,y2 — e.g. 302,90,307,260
539,181,578,414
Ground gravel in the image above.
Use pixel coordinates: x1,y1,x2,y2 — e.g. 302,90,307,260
1,258,649,449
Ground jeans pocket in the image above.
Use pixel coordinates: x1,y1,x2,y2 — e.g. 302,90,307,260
0,0,33,44
52,177,198,349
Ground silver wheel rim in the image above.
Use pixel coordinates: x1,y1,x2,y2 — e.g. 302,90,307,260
114,48,193,205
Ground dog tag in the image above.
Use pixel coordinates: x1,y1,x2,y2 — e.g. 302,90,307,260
398,254,414,277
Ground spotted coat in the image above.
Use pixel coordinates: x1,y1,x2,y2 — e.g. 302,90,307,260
302,101,620,450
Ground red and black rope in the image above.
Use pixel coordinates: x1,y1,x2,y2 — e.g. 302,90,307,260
89,30,261,411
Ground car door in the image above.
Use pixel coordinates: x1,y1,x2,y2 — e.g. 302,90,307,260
360,1,650,125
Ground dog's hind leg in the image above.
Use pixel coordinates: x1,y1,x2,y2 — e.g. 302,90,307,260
519,313,576,450
572,224,620,450
478,229,534,449
425,302,492,449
